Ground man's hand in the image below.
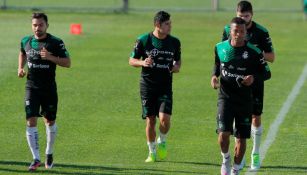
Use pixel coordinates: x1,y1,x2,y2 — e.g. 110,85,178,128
242,75,254,86
211,75,220,89
18,68,26,78
143,57,153,67
40,47,52,60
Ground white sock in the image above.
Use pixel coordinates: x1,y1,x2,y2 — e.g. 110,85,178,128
252,125,263,154
147,142,156,154
233,163,240,171
45,124,57,155
26,127,40,160
221,151,230,163
158,132,167,143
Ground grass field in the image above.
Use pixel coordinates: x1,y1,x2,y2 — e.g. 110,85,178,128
0,1,307,175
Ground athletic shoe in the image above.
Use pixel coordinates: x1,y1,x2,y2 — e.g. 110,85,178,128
45,154,53,169
28,159,41,171
251,153,260,170
157,141,167,160
239,156,245,170
231,168,240,175
145,153,156,163
221,156,231,175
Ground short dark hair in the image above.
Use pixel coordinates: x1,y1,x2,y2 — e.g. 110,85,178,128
32,12,48,23
230,17,246,25
237,1,253,13
154,11,170,25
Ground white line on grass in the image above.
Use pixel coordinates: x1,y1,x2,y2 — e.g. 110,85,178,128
245,63,307,175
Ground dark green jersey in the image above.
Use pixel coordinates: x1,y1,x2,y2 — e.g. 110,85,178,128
213,40,271,103
222,21,274,53
130,32,181,88
20,33,69,89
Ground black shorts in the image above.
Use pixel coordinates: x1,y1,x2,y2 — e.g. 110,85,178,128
25,87,58,121
252,81,264,116
140,87,172,119
216,99,252,139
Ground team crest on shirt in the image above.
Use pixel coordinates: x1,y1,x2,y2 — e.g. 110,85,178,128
242,51,248,59
149,48,159,57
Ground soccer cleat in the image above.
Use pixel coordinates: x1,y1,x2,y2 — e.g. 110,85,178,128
28,159,41,171
239,156,245,170
221,156,231,175
251,153,260,170
157,141,167,160
145,153,156,163
45,154,53,169
231,168,240,175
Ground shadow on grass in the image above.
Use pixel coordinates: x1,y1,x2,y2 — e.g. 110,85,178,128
0,160,208,175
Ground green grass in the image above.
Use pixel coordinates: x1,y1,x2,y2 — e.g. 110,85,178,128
0,5,307,175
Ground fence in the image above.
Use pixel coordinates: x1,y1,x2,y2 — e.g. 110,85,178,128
0,0,304,13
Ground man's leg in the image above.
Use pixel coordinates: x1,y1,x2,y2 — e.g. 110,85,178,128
157,112,170,160
219,132,231,175
251,115,262,170
232,138,246,173
44,118,57,169
145,116,156,162
26,117,41,171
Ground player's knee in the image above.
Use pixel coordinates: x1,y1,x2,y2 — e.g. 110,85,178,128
146,116,156,127
26,117,37,127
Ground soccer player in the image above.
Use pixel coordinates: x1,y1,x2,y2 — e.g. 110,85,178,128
211,17,271,175
18,12,71,171
129,11,181,163
304,0,307,20
221,1,275,170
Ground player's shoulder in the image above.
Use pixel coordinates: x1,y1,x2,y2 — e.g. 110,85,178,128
21,35,32,43
246,42,262,54
216,40,230,49
136,32,150,46
223,24,231,32
253,21,269,33
169,34,180,44
48,33,64,43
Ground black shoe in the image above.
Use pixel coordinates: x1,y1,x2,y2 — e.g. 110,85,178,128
45,154,53,169
28,159,41,171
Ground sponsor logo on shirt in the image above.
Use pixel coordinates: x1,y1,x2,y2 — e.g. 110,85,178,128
28,62,50,69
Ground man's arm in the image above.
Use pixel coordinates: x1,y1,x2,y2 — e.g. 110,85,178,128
171,60,181,73
211,47,220,89
40,47,71,68
129,57,152,67
18,51,27,78
264,52,275,63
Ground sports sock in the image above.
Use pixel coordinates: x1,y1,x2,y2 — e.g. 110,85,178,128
158,133,167,143
221,151,230,163
252,125,263,154
45,123,57,155
26,127,40,160
147,142,156,154
233,163,240,171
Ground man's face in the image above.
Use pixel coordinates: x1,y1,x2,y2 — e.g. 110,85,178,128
157,20,171,35
32,18,48,38
230,23,246,43
236,11,253,26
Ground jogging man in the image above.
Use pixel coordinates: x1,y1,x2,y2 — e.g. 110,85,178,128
212,17,271,175
129,11,181,163
221,1,275,170
18,12,71,171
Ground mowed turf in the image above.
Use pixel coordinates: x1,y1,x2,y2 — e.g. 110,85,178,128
0,8,307,175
